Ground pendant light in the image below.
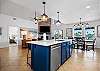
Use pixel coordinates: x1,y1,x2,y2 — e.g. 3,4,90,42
56,12,61,26
34,11,42,24
34,11,38,24
40,2,48,22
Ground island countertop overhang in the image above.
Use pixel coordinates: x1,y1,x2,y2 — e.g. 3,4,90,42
26,39,71,46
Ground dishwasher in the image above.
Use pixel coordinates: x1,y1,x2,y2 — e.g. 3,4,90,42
50,44,61,71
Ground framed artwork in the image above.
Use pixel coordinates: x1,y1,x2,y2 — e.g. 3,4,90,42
97,25,100,37
0,27,2,35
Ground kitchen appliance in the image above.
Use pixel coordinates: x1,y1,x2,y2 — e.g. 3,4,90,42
50,44,61,71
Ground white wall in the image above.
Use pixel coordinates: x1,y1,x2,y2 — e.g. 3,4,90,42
0,14,37,48
88,20,100,48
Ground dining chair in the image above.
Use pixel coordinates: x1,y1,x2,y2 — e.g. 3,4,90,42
76,37,85,50
85,39,96,51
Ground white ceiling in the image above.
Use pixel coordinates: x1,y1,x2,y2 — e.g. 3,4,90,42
2,0,100,24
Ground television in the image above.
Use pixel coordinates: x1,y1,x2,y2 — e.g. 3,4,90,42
40,26,50,33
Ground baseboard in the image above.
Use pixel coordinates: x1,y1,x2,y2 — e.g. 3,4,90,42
0,42,9,48
95,47,100,48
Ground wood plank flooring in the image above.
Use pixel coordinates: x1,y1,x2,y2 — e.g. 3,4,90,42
0,45,100,71
58,49,100,71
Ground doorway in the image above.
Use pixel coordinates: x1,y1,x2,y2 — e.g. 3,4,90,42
8,26,19,46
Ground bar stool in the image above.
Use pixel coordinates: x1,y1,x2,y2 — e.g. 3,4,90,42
27,43,32,68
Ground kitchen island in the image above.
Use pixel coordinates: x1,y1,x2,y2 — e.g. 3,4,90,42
27,39,72,71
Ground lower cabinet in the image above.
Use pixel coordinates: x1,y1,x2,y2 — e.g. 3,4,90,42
31,44,50,71
31,44,61,71
61,41,72,64
61,42,67,64
66,42,70,59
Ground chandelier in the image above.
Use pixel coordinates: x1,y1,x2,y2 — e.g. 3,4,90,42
74,18,89,27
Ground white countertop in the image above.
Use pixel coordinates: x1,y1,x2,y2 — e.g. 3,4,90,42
27,39,71,46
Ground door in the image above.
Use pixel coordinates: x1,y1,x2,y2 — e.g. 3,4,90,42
8,26,19,45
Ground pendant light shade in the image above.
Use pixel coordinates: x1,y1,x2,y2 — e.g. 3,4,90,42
56,12,61,26
41,13,48,21
56,20,61,26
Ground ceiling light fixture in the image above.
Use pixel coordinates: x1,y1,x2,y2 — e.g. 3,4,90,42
56,12,61,26
86,6,91,9
34,11,38,24
34,11,41,24
74,18,89,27
40,2,49,22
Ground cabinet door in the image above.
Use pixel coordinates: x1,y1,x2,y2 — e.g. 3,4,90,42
66,42,70,58
61,42,67,64
69,44,73,56
31,45,50,71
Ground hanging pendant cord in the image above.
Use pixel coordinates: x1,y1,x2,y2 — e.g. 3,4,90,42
57,12,59,21
43,2,46,14
80,18,82,24
35,11,36,18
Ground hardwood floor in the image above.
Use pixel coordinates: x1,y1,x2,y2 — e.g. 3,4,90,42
0,45,100,71
0,45,32,71
58,49,100,71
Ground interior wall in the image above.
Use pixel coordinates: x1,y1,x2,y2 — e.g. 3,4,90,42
88,20,100,48
0,14,37,48
0,0,2,13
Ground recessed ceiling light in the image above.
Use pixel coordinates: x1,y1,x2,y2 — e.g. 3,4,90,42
86,6,91,9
